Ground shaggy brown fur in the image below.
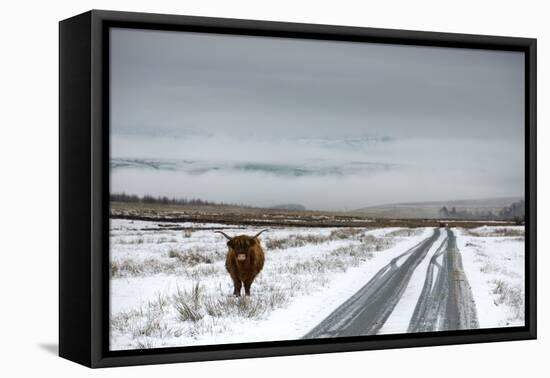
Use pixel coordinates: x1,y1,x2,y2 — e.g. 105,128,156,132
216,230,266,296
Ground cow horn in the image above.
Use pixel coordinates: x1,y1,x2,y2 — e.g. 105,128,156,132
253,229,268,238
214,230,232,240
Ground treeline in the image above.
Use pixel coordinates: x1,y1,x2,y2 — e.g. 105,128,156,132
438,200,525,223
110,192,251,208
499,200,525,220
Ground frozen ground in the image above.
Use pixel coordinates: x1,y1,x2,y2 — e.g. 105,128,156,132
109,220,525,350
456,226,525,328
109,219,425,350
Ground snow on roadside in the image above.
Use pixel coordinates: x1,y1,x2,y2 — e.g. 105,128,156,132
109,219,432,350
229,228,434,343
456,227,525,328
378,228,446,334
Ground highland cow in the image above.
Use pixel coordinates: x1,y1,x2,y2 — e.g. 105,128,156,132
216,230,267,296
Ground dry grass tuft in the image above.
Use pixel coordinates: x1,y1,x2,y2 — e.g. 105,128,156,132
168,248,215,266
173,283,204,322
265,228,367,250
490,279,524,323
468,228,524,237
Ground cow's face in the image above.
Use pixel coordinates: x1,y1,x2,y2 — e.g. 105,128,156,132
228,236,257,261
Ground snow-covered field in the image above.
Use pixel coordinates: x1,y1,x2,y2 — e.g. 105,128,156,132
457,226,525,328
109,220,525,350
109,219,427,350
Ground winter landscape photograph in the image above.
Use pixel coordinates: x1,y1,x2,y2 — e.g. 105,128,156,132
108,27,525,351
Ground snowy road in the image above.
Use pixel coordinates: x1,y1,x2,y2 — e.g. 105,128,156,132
408,229,478,332
110,220,521,349
304,228,478,338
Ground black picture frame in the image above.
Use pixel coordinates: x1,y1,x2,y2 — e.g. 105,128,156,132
59,9,537,368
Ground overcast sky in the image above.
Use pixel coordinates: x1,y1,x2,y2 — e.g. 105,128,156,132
110,27,525,210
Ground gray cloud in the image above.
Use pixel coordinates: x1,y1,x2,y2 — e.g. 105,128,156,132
110,28,525,210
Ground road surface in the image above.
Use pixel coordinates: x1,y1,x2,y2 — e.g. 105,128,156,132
304,228,478,338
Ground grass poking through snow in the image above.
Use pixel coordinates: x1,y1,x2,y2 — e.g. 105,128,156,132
110,222,416,349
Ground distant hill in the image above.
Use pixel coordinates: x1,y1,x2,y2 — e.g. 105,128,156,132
352,197,523,219
270,204,307,211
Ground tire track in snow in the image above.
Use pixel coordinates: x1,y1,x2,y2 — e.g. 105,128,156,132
304,228,441,338
377,230,448,334
407,228,479,332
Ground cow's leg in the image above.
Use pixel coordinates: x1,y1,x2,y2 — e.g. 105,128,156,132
233,281,242,296
233,281,241,297
229,272,242,296
244,277,255,296
234,279,242,296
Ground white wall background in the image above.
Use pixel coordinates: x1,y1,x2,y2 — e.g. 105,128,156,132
0,0,546,376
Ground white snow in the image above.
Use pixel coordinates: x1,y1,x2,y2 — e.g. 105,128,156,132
239,227,434,342
378,229,446,334
109,221,525,350
109,219,430,350
455,227,525,328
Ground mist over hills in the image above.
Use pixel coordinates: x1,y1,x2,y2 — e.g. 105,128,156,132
110,157,397,178
353,197,524,219
270,204,307,211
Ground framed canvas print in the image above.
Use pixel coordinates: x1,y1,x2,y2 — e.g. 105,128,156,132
59,10,537,368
